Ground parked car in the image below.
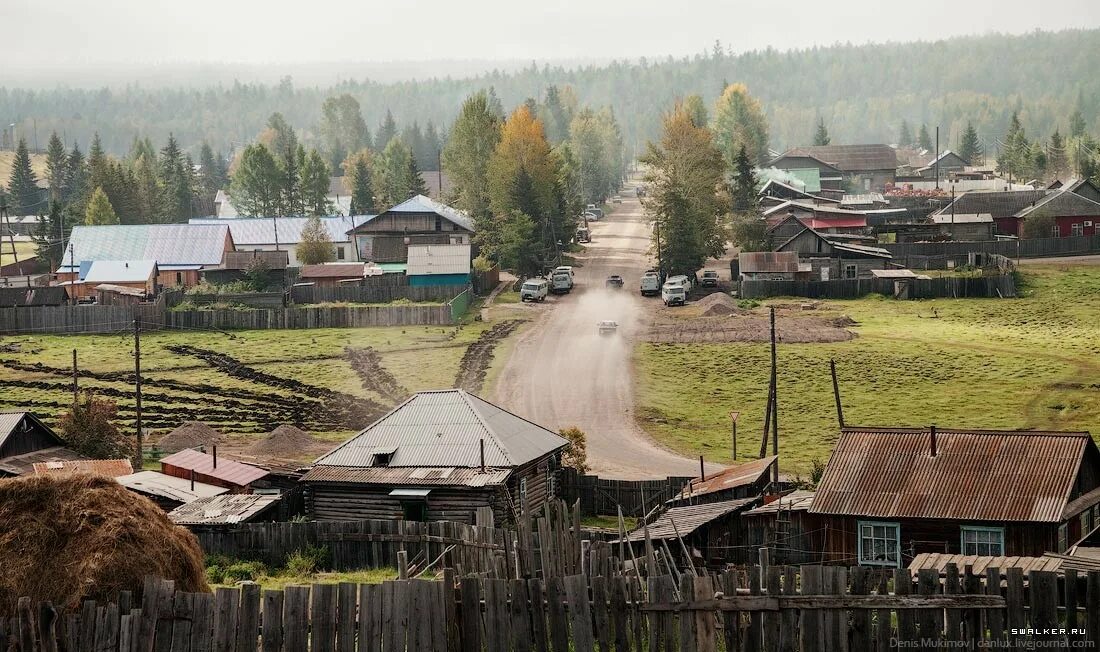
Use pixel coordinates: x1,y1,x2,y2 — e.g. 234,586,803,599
605,275,624,289
550,266,574,294
661,282,686,306
700,270,720,288
583,211,599,222
575,227,591,243
598,320,619,335
612,195,623,204
666,274,693,292
520,278,549,302
640,273,661,296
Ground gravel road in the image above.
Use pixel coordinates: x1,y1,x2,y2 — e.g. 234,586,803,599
493,187,723,479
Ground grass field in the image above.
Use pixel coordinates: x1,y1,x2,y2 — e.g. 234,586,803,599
635,263,1100,475
0,151,48,189
0,240,36,267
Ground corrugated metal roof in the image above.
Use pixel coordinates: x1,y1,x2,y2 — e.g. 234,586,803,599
406,244,472,276
58,224,230,273
83,260,158,283
191,216,370,246
299,262,367,279
624,498,756,542
117,470,227,503
313,389,568,469
300,465,511,487
841,193,886,205
930,213,993,224
937,190,1049,220
1016,187,1100,219
159,449,269,486
169,494,280,525
810,427,1093,522
0,412,33,450
355,195,475,233
739,252,802,274
909,552,1100,578
744,490,816,515
672,456,776,501
32,458,133,477
779,145,899,172
0,446,88,476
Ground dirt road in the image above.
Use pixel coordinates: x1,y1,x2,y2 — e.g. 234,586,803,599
493,188,722,479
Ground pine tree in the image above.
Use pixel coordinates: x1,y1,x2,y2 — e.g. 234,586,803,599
730,145,758,214
375,110,397,151
918,124,933,151
296,215,336,264
160,134,191,222
63,143,86,206
958,122,982,164
1069,109,1087,139
132,154,163,223
812,117,831,146
348,152,375,215
85,187,119,225
45,132,68,202
1048,130,1068,180
197,143,223,216
899,120,914,147
300,149,332,216
281,144,303,216
7,138,40,216
405,155,429,199
34,200,66,268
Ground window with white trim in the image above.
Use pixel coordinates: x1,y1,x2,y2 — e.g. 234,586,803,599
1052,224,1061,237
858,521,901,567
844,264,858,279
1071,223,1084,237
960,526,1004,556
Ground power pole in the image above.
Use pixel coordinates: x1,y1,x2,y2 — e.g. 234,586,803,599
769,306,779,483
934,126,940,191
72,349,78,406
830,358,844,428
133,318,144,469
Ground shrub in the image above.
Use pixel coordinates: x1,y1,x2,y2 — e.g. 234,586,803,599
559,426,589,472
222,561,268,583
737,298,760,310
284,546,329,577
205,565,225,585
809,458,826,486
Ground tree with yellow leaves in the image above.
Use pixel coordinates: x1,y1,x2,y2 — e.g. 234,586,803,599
713,83,770,167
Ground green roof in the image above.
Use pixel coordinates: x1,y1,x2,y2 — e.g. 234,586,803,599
378,263,407,273
786,168,822,193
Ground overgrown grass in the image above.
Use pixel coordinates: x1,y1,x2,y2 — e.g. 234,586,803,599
581,515,639,531
635,264,1100,473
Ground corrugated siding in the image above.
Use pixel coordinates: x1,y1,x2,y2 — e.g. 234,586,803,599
810,428,1089,522
406,244,472,276
159,449,269,486
300,466,510,487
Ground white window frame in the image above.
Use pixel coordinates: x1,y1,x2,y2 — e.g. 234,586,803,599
1052,224,1061,238
1071,223,1084,237
844,264,858,279
857,520,901,567
960,526,1005,556
519,477,528,505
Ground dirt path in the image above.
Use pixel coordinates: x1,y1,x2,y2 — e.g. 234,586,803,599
493,186,722,479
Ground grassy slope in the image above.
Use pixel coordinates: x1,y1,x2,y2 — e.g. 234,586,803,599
635,264,1100,475
0,152,49,186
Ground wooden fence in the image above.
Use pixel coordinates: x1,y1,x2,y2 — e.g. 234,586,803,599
164,305,454,330
187,292,286,309
739,274,1016,300
558,468,692,518
0,298,166,333
883,233,1100,259
5,563,1099,651
290,284,466,305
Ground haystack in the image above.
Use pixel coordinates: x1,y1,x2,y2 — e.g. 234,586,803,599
243,425,318,458
0,474,208,612
157,421,222,453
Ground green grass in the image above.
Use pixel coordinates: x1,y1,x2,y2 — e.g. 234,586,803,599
635,264,1100,474
213,568,400,591
0,240,36,267
493,290,521,304
581,515,638,531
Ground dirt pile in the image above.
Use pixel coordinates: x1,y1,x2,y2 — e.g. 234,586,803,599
694,292,750,317
0,474,208,613
157,421,223,453
243,424,320,458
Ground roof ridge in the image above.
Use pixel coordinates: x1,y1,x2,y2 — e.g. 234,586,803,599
840,425,1091,437
456,389,514,465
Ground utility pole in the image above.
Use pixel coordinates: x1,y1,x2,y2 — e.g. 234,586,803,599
133,318,144,469
436,149,443,199
729,411,740,460
72,349,78,406
769,306,779,483
934,126,940,191
829,359,844,428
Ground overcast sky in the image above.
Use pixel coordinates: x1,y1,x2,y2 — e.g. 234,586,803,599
3,0,1099,70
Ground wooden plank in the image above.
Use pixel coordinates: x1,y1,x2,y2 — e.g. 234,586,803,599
80,600,97,652
985,567,1004,644
335,583,357,652
1004,567,1025,646
170,594,193,652
430,581,447,652
609,577,630,652
191,594,214,652
152,581,176,652
37,602,59,652
379,582,395,652
719,571,741,652
459,578,483,652
962,566,982,647
591,577,611,652
694,575,716,652
546,578,570,652
482,580,507,652
212,587,240,652
261,590,284,652
357,584,381,652
629,574,645,652
17,598,36,652
942,563,962,642
1028,571,1060,644
412,580,433,652
237,584,261,652
510,579,532,652
893,569,916,649
680,574,698,652
119,614,133,652
916,569,940,644
282,586,310,652
562,576,591,652
441,569,458,652
310,583,337,652
1087,571,1100,647
389,581,410,652
527,579,549,652
848,567,871,652
1064,569,1079,635
798,566,822,652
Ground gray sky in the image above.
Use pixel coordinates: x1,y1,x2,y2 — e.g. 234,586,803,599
3,0,1099,70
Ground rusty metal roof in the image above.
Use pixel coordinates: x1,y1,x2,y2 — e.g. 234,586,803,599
810,427,1094,522
0,446,87,476
314,389,568,469
672,456,776,501
169,494,281,525
744,489,817,516
159,448,269,487
300,465,511,487
32,458,133,477
624,497,756,542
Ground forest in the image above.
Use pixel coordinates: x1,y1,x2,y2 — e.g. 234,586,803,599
1,29,1098,159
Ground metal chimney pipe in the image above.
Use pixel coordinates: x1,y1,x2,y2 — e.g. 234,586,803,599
479,438,485,472
930,425,937,457
212,444,218,468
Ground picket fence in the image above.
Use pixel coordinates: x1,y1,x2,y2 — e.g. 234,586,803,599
5,563,1099,652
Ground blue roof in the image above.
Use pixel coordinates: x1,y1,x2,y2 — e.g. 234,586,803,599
58,224,230,273
353,195,475,233
190,215,372,246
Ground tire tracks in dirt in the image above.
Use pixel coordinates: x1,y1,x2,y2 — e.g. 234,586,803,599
455,320,525,393
345,346,408,403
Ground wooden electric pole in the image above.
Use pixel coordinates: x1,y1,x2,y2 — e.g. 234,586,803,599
830,358,845,428
769,307,779,483
133,318,143,469
71,349,78,406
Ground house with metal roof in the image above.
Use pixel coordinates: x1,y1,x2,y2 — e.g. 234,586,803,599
931,185,1100,238
770,220,892,280
58,224,232,289
169,494,282,527
116,470,228,511
159,448,269,492
0,412,89,477
64,260,158,300
346,195,474,265
301,389,569,526
808,426,1100,568
770,145,899,192
622,497,757,570
405,244,472,287
190,216,371,266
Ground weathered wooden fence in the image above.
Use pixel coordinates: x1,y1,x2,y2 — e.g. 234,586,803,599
0,300,166,333
187,292,286,308
739,274,1016,300
883,233,1100,259
290,284,466,305
6,563,1099,651
164,304,454,329
558,468,692,517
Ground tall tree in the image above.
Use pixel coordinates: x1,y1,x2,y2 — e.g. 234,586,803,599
404,154,429,199
375,110,397,151
347,151,375,215
497,210,539,277
1069,109,1087,139
442,91,502,225
813,117,831,146
63,143,86,207
540,85,571,145
713,83,769,167
918,124,933,151
1048,130,1068,180
84,187,119,225
958,122,982,164
641,101,727,277
159,134,192,221
300,149,332,216
423,122,441,168
132,154,162,223
231,144,283,216
296,215,336,264
569,108,612,205
319,94,370,171
264,113,298,163
729,145,758,214
197,142,225,216
374,138,418,207
281,144,304,216
59,393,131,460
34,200,67,268
45,132,68,202
899,120,914,147
682,95,708,129
7,138,40,216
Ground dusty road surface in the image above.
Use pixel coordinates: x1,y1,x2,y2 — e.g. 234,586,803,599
494,188,723,479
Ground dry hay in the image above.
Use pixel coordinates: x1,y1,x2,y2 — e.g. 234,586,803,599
0,474,208,613
157,421,223,453
243,424,319,458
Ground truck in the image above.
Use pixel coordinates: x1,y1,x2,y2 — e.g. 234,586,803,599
575,227,590,243
661,282,686,306
520,278,549,302
640,272,661,296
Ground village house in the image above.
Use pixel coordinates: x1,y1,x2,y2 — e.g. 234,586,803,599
31,458,133,478
914,150,970,180
0,412,88,477
158,448,270,493
735,252,810,281
772,224,893,279
667,456,777,506
63,260,159,300
297,262,372,288
347,195,474,265
58,224,232,289
202,250,288,287
623,498,758,570
930,212,996,241
757,179,841,209
807,426,1100,568
300,389,568,527
405,244,473,287
190,216,369,265
935,181,1100,238
169,494,282,527
770,144,898,192
762,156,847,195
738,490,826,566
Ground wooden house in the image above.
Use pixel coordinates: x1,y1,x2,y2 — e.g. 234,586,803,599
347,196,474,264
770,145,898,192
667,456,776,506
738,490,829,566
169,494,282,527
64,260,158,300
0,411,88,477
736,252,810,281
159,448,269,493
772,226,893,279
915,150,969,180
301,389,568,527
298,262,370,288
622,498,757,570
190,217,368,266
116,470,228,512
808,426,1100,568
405,244,472,287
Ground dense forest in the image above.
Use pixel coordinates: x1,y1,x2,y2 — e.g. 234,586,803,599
1,29,1098,159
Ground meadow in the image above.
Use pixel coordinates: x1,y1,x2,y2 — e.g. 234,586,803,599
634,263,1100,475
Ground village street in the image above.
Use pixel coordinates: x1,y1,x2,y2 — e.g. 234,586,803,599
493,187,724,479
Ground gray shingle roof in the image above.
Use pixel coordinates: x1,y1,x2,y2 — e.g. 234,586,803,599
1016,188,1100,219
190,216,372,246
313,389,568,469
59,224,230,273
779,145,899,172
937,189,1049,219
356,195,475,233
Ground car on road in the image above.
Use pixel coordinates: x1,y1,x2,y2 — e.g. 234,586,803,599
583,211,599,222
612,195,623,203
640,273,661,296
661,283,686,306
520,278,549,302
666,274,693,292
575,227,590,243
700,270,720,288
598,320,619,335
605,275,624,289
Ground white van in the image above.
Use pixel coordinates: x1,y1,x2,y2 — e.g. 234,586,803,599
640,273,661,296
551,272,573,294
661,282,686,306
666,274,692,292
520,278,549,302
